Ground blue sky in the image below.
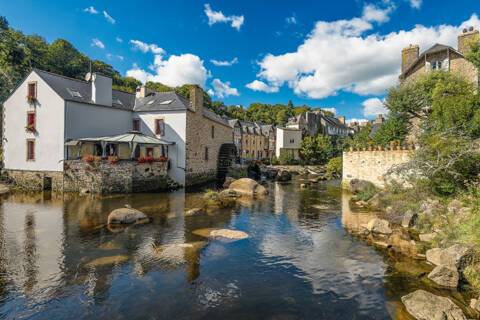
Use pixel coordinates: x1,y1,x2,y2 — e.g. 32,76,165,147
1,0,479,121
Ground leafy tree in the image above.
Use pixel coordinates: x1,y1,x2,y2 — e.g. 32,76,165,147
300,134,333,164
466,37,480,70
347,123,372,149
44,39,89,79
0,16,8,30
371,115,408,146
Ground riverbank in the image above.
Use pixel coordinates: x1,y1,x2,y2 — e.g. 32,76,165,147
344,178,480,319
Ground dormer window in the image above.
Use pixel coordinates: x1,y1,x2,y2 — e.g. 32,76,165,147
431,60,442,71
27,82,37,103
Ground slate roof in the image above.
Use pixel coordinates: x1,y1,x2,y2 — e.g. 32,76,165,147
133,91,191,112
34,68,134,110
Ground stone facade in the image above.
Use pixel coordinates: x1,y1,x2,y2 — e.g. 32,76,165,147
342,149,412,188
185,86,233,187
6,170,64,191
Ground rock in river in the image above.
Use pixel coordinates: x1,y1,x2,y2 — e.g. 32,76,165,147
228,178,268,197
85,255,129,268
426,244,476,270
401,290,466,320
107,206,148,225
185,208,204,217
427,265,459,288
366,218,392,235
193,228,249,241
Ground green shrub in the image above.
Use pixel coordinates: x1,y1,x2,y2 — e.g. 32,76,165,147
353,183,377,202
279,152,296,165
464,264,480,292
326,157,342,179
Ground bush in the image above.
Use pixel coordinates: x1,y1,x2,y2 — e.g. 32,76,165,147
326,157,342,179
279,152,296,165
353,183,377,202
464,264,480,292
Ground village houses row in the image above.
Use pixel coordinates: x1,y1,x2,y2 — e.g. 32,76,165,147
1,67,351,192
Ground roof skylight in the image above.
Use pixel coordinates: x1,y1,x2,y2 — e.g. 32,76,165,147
159,99,173,105
67,88,82,98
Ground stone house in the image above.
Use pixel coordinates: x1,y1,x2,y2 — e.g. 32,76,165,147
400,27,479,85
228,119,275,162
286,110,351,138
2,68,234,192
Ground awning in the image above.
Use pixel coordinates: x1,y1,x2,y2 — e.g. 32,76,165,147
66,131,175,146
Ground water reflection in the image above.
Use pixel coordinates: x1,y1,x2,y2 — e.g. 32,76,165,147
0,179,449,319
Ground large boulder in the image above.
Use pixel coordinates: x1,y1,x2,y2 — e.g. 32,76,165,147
107,207,148,225
185,208,204,217
85,255,129,268
401,210,418,228
426,244,476,270
366,218,392,235
349,179,375,194
192,228,249,241
0,184,10,195
428,265,459,288
401,290,466,320
276,170,292,182
223,177,236,188
228,178,268,197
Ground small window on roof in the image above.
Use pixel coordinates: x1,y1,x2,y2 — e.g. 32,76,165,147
67,88,82,98
113,98,123,106
159,99,173,105
147,100,155,105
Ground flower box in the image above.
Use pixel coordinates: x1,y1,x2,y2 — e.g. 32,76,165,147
108,156,119,164
83,155,95,163
25,124,36,133
138,156,154,164
26,95,37,104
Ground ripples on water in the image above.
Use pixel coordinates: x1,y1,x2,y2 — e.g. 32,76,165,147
0,179,433,319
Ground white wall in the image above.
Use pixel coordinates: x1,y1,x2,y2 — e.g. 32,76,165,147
65,101,132,140
134,111,187,185
276,128,302,158
3,71,65,172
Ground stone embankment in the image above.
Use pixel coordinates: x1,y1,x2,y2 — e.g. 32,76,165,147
345,179,480,320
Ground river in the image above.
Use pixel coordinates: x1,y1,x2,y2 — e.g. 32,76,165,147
0,178,452,319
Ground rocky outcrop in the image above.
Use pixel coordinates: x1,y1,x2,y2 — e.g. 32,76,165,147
419,233,436,242
276,170,292,182
401,290,466,320
366,218,392,235
470,298,480,312
349,179,375,194
401,210,418,228
428,265,459,288
228,178,268,197
420,199,443,217
107,206,148,225
426,244,476,270
388,231,418,256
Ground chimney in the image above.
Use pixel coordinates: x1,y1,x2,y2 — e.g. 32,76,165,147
401,44,419,73
135,85,154,98
90,73,112,106
458,27,479,55
337,116,345,124
189,85,203,112
374,114,385,124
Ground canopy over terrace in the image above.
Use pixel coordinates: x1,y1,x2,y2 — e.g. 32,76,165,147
66,131,175,159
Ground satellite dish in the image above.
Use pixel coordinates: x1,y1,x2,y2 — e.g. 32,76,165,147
85,72,92,82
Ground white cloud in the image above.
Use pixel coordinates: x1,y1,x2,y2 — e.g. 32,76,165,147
210,79,240,98
127,54,208,87
204,4,244,31
249,13,480,99
103,10,115,24
116,36,123,43
84,6,98,14
106,53,124,61
362,98,388,118
362,4,393,24
91,38,105,49
322,107,337,115
210,57,238,67
129,40,165,55
245,80,279,93
409,0,422,9
346,118,369,124
286,15,297,25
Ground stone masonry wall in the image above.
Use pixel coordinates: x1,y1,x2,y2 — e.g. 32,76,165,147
63,160,169,194
185,108,233,187
6,170,64,191
342,148,412,188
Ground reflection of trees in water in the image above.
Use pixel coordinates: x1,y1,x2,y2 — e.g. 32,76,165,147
0,203,8,298
23,212,38,295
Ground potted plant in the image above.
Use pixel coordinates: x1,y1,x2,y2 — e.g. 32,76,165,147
83,155,95,163
25,124,36,133
108,155,119,164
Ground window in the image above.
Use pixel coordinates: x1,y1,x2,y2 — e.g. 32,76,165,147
211,125,215,139
132,119,140,131
155,119,164,135
26,112,36,131
431,60,442,71
27,82,37,99
204,147,209,161
26,140,35,161
146,147,154,157
290,139,295,143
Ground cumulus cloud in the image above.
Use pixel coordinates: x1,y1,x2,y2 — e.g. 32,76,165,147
210,79,240,98
346,118,369,124
204,4,244,31
245,80,279,93
91,38,105,49
210,57,238,67
103,10,115,24
322,107,337,115
106,53,123,61
362,98,388,118
84,6,98,14
249,12,480,99
409,0,422,9
129,40,165,55
362,4,394,24
116,36,123,43
127,54,208,87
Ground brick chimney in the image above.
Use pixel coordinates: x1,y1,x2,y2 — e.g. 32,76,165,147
458,27,479,55
401,45,419,73
189,85,203,112
374,114,385,124
337,116,345,124
135,85,155,98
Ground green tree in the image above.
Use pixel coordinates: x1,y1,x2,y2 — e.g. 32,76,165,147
371,115,408,146
348,123,372,149
300,134,333,164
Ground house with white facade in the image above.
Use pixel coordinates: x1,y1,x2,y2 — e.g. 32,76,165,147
275,127,302,160
2,69,234,193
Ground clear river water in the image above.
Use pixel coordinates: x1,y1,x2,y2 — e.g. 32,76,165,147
0,178,468,319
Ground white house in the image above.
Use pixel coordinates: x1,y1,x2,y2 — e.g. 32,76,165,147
2,69,234,191
275,127,302,160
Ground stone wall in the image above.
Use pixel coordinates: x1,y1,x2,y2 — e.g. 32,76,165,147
63,160,169,194
6,170,64,191
342,148,413,188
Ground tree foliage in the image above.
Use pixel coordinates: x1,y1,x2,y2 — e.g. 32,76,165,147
300,135,334,164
